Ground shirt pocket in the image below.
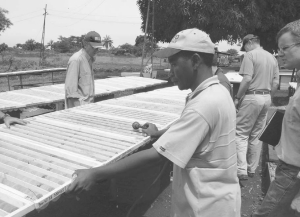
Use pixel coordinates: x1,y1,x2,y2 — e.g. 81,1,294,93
79,67,92,86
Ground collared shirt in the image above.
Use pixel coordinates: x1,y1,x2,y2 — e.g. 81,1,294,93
239,47,279,91
65,49,95,109
276,86,300,167
212,66,233,97
153,76,241,217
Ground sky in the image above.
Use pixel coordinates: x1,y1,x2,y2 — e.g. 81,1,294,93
1,0,143,47
1,0,242,52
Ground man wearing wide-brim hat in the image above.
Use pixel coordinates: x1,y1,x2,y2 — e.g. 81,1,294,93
65,31,103,109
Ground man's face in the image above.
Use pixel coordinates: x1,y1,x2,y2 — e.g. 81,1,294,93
86,43,99,57
278,32,300,69
244,41,253,52
168,54,195,90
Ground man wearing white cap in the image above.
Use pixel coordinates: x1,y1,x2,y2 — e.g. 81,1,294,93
67,28,241,217
65,31,103,109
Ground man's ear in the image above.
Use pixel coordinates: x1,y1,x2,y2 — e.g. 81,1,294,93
191,53,202,70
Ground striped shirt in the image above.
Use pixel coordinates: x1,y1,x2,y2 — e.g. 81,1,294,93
153,76,241,217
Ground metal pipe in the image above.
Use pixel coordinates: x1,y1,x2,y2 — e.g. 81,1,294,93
19,75,23,89
0,68,66,78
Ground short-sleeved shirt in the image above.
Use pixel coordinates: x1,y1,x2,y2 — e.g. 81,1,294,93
153,76,241,217
65,49,95,109
239,47,279,91
214,67,233,97
276,86,300,167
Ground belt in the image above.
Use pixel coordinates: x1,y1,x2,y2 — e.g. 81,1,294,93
245,90,270,95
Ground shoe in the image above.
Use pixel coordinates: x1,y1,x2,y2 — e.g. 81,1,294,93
248,172,255,178
238,174,248,180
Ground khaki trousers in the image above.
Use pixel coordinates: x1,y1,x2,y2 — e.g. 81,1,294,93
236,94,271,175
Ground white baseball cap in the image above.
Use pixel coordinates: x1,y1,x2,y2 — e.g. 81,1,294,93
154,28,215,58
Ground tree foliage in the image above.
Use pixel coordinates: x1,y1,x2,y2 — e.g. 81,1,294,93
137,0,300,52
102,35,113,50
0,8,12,35
24,39,37,51
52,35,84,53
226,48,239,56
0,43,8,54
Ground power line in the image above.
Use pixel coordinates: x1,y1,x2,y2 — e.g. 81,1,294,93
67,0,94,13
48,14,140,24
47,9,139,19
62,0,107,27
48,0,94,14
9,9,41,19
12,15,43,23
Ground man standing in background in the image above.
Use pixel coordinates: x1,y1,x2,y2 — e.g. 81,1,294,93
65,31,102,109
235,34,279,180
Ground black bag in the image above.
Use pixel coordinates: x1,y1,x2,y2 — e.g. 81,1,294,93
258,110,285,146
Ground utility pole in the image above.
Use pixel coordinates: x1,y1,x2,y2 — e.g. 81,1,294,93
151,0,155,67
140,0,151,76
40,4,48,65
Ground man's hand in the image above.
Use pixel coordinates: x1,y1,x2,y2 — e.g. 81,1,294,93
142,123,159,137
4,116,27,129
234,98,240,112
66,168,99,195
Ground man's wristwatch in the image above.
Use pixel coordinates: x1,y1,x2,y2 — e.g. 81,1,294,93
1,113,10,121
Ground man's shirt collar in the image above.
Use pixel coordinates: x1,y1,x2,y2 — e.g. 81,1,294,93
186,76,219,102
82,49,95,63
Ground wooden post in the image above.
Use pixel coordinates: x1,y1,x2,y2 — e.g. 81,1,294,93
140,0,151,76
7,75,10,91
19,75,23,89
151,0,155,68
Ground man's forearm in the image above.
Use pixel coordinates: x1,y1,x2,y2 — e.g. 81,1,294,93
271,82,279,101
236,77,251,98
91,147,166,182
153,129,168,137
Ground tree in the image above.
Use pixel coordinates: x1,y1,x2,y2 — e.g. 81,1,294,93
24,39,37,51
135,35,158,55
16,43,23,49
0,43,8,61
53,40,72,53
47,40,54,50
226,48,239,56
0,8,12,35
102,35,113,50
137,0,300,52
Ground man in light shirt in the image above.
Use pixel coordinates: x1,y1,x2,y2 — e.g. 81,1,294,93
65,31,102,109
253,19,300,217
66,28,241,217
235,34,279,180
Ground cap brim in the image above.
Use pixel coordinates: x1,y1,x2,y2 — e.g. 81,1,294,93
153,48,181,58
90,42,104,48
